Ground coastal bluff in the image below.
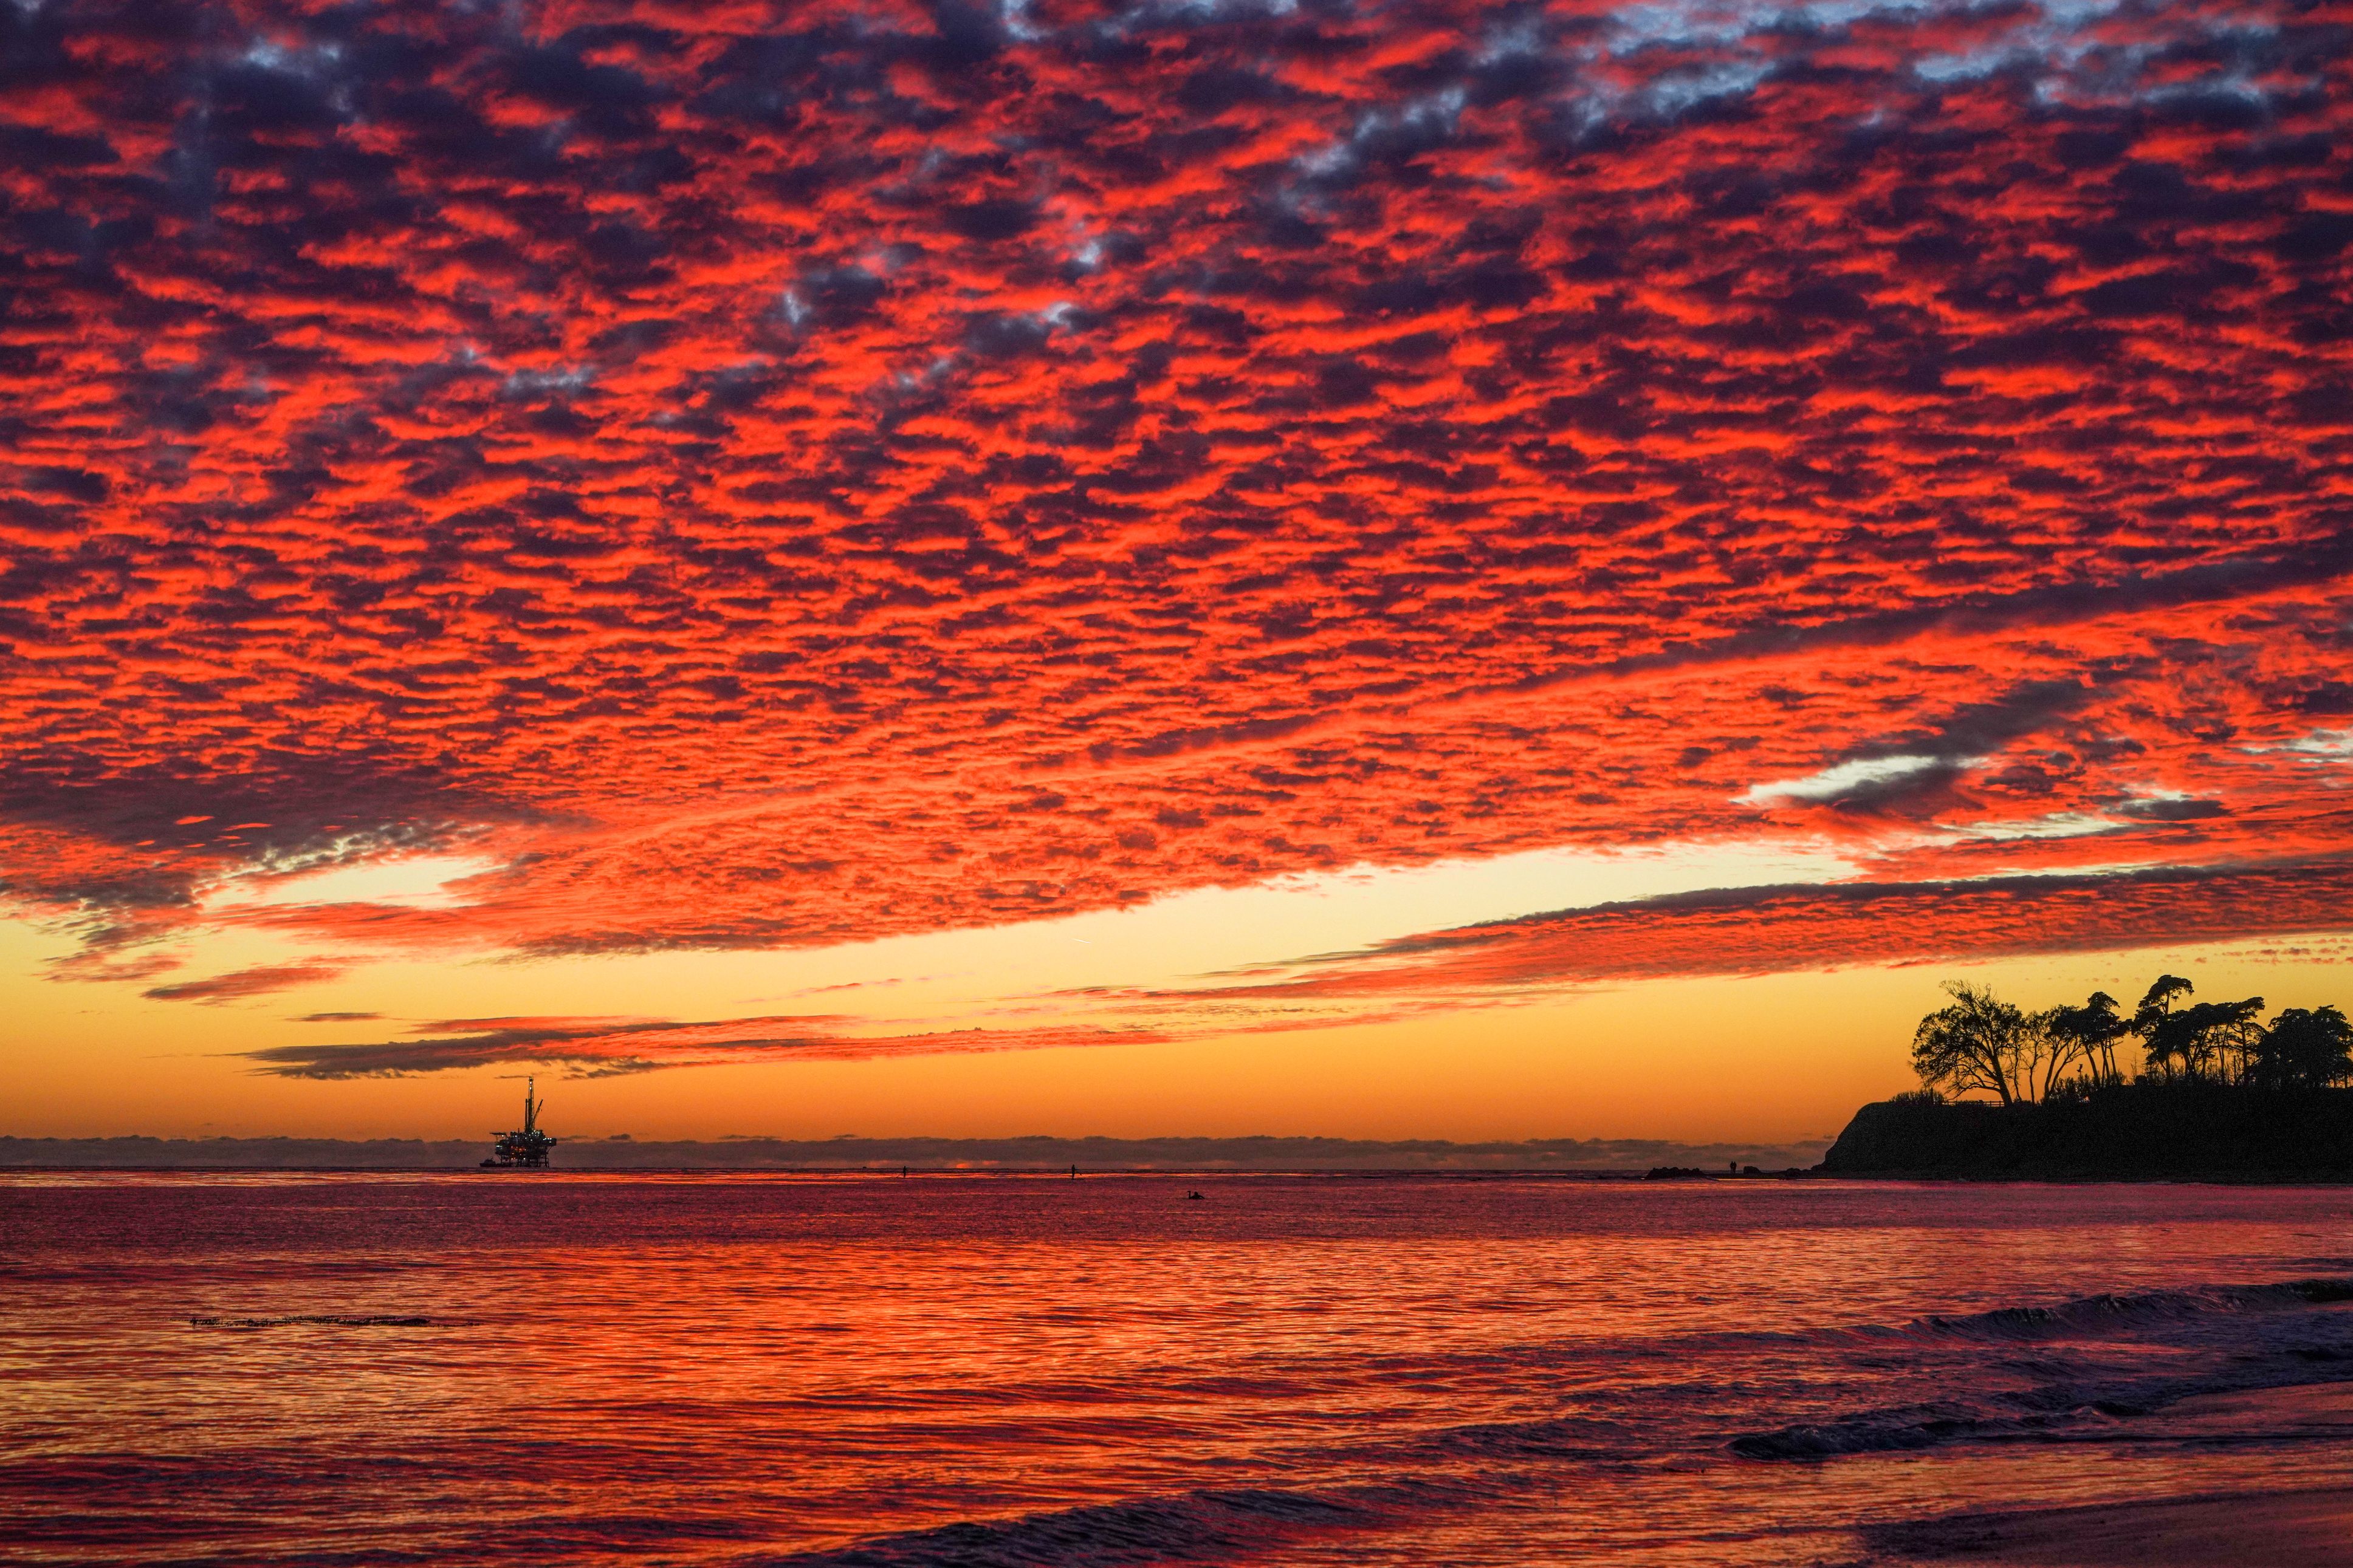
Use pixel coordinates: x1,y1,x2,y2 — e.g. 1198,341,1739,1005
1822,1084,2353,1180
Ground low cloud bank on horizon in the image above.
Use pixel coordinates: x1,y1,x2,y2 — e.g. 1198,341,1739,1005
0,1133,1833,1172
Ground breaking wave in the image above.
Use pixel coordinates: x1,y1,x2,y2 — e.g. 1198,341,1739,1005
1731,1276,2353,1460
752,1486,1395,1568
1904,1278,2353,1344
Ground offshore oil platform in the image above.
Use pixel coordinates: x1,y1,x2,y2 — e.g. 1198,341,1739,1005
480,1078,558,1168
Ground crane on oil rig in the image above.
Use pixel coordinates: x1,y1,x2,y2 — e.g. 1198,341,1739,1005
481,1077,558,1168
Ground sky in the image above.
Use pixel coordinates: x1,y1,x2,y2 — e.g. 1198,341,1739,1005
3,0,2351,1144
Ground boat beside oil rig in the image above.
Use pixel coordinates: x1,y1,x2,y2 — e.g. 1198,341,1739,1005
480,1078,557,1168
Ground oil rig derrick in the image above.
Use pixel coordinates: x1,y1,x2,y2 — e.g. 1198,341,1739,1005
481,1077,558,1168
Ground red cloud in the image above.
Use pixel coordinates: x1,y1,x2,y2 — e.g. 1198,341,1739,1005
233,858,2353,1075
1249,859,2353,1001
242,1012,1183,1078
143,963,351,1004
0,0,2346,993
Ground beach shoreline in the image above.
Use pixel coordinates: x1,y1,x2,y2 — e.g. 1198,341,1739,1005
1857,1383,2353,1566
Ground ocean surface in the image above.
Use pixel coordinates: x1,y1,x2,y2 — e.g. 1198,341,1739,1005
4,1172,2351,1566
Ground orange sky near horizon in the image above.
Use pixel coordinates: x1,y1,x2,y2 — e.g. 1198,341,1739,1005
10,869,2352,1142
3,0,2351,1142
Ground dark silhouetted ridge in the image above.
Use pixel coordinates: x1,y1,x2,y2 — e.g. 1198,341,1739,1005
1822,1083,2353,1179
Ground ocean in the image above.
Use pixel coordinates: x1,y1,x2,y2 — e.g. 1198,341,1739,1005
4,1172,2350,1566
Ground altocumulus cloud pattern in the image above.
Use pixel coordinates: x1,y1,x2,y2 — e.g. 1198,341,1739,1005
3,0,2352,1069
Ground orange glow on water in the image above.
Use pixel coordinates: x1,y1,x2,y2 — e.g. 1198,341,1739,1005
7,1174,2353,1563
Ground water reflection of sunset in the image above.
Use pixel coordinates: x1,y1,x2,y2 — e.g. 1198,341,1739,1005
9,1174,2352,1564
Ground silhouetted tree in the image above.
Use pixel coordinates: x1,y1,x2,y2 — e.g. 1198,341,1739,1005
2018,1005,2099,1101
2251,1005,2353,1089
1912,981,2057,1104
1912,974,2349,1102
2047,991,2130,1086
2210,998,2268,1084
2132,974,2195,1080
2144,996,2265,1083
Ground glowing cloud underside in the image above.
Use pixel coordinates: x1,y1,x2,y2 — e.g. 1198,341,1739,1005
0,0,2349,1052
242,858,2353,1078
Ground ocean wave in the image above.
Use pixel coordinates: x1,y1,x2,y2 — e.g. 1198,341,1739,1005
1730,1276,2353,1461
1905,1278,2353,1344
1417,1414,1634,1461
1370,1276,2353,1380
1654,1276,2353,1358
1727,1400,2129,1460
746,1486,1392,1568
187,1313,435,1329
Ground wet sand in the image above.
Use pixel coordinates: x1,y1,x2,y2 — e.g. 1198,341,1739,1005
1859,1382,2353,1566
